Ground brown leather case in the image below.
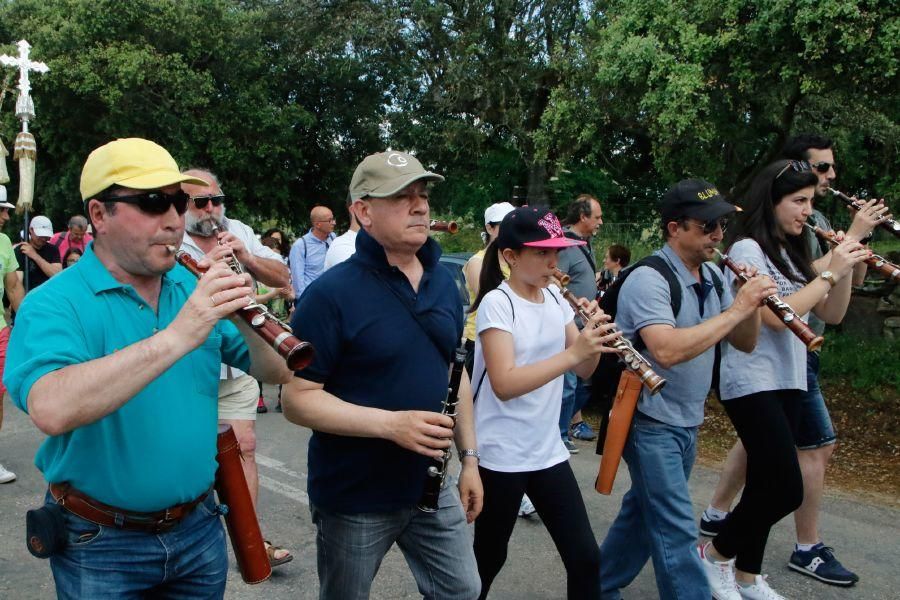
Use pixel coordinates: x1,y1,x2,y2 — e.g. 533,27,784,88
216,425,272,584
595,370,641,495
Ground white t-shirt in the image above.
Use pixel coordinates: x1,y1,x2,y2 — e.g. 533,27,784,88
324,229,358,270
719,238,808,399
180,217,284,380
472,281,574,472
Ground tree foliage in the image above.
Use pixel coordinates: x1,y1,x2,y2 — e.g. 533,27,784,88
0,0,896,238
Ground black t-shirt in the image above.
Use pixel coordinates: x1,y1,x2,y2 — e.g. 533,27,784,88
15,242,61,290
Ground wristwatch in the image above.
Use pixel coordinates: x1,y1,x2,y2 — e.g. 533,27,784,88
459,449,481,463
820,271,838,288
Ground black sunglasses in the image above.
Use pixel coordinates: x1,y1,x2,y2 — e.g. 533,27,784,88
776,160,812,179
685,217,729,235
103,190,190,215
809,161,835,174
191,194,226,209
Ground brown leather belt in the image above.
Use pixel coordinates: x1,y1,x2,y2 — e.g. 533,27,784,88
49,482,211,534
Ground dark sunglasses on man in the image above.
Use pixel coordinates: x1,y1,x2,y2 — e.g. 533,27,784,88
809,161,835,175
102,190,190,215
685,217,729,235
191,194,226,209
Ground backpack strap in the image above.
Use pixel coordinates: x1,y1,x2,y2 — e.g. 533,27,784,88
472,287,515,402
564,231,596,272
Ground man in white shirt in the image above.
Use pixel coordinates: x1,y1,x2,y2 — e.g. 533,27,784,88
324,194,360,270
179,168,294,567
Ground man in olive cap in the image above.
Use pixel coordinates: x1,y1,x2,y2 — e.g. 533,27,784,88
4,138,291,597
283,151,483,599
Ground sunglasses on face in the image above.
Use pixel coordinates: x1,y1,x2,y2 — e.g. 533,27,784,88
104,190,190,215
685,217,729,235
809,161,835,174
775,160,812,179
191,194,226,209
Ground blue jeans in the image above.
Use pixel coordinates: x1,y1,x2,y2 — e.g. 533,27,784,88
48,492,227,599
559,371,592,438
795,351,836,449
311,485,480,600
599,413,710,600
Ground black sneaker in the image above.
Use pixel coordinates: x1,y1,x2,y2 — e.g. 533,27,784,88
788,543,859,587
699,512,729,537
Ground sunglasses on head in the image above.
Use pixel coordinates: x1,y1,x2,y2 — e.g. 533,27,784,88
685,217,729,235
809,161,835,174
191,194,226,209
775,160,812,179
103,190,190,215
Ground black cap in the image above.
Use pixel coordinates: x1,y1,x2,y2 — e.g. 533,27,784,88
660,179,737,223
496,206,586,250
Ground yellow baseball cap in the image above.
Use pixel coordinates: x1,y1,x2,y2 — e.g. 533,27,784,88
80,138,208,200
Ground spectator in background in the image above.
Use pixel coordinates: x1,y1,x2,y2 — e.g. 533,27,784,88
15,215,62,291
597,243,631,296
289,206,336,303
0,189,25,485
50,215,92,258
324,194,360,270
63,248,83,269
262,227,291,260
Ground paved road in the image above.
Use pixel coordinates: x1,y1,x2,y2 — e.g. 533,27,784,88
1,387,896,599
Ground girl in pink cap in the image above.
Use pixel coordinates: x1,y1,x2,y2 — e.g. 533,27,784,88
468,206,619,599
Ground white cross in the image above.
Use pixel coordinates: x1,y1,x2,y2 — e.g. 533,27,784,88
0,40,49,124
0,40,48,97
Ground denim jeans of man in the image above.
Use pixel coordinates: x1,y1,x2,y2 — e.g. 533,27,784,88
599,413,710,600
310,485,480,600
559,371,591,438
47,492,227,599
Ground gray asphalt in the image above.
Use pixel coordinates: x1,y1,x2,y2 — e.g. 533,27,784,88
0,386,896,599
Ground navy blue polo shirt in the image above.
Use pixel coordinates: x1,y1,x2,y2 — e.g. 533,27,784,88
292,228,463,513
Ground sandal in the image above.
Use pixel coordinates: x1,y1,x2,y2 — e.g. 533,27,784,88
264,540,293,567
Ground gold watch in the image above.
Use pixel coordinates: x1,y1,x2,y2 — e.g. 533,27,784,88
820,271,838,288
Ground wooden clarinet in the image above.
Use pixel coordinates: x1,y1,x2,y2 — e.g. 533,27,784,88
552,268,666,394
417,344,467,513
171,248,315,371
827,187,900,239
714,248,824,351
805,223,900,282
429,220,459,234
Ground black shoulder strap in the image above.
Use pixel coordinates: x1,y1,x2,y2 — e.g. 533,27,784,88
368,268,450,363
52,232,66,249
702,262,724,299
564,231,596,272
472,287,515,402
640,255,682,318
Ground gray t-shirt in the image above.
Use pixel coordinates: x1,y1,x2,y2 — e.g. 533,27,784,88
615,243,733,428
556,228,596,328
719,238,808,400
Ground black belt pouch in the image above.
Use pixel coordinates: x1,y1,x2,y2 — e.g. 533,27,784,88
26,503,68,558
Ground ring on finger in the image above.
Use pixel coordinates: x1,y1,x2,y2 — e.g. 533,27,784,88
209,293,217,305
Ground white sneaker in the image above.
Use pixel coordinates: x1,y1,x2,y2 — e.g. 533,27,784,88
518,494,536,518
0,463,16,484
738,575,787,600
698,542,741,600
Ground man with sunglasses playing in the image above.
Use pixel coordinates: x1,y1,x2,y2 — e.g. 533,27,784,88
701,135,889,587
179,168,294,568
3,138,292,598
599,180,775,600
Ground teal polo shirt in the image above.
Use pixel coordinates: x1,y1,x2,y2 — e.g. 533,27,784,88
4,243,250,512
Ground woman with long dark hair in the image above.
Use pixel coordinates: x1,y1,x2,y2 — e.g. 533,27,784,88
698,160,868,600
469,206,619,599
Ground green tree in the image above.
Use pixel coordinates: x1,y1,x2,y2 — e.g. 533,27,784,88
542,0,899,220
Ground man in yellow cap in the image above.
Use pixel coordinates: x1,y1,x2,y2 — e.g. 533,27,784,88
3,138,292,598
